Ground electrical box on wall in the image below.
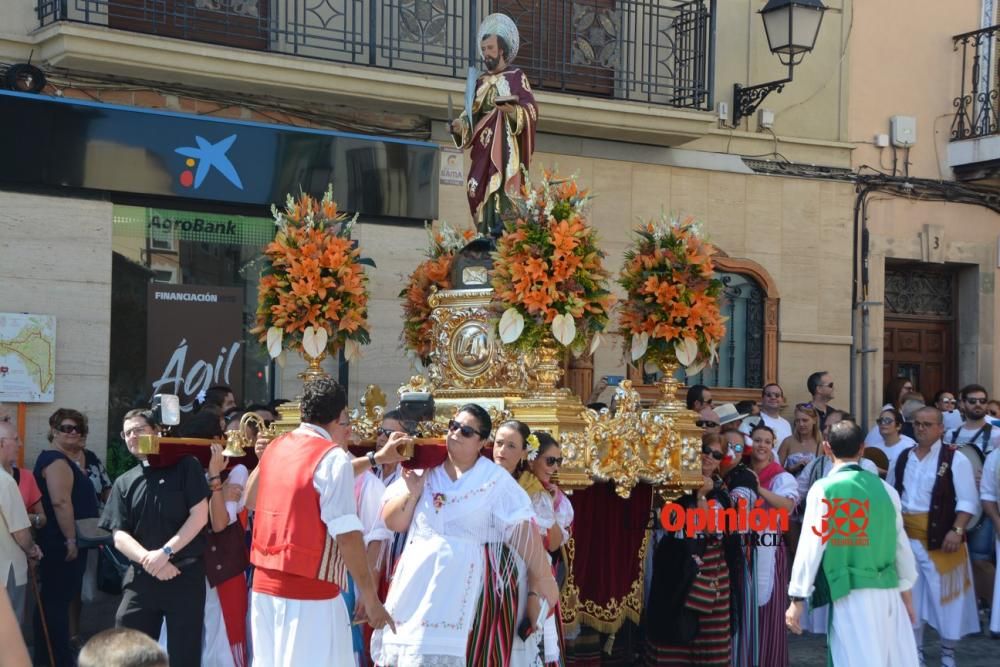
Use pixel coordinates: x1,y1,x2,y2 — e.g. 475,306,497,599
890,116,917,147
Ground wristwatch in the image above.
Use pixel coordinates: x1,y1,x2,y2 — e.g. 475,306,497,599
789,596,806,603
162,545,174,559
367,451,378,470
951,526,965,536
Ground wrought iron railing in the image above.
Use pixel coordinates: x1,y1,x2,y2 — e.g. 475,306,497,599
952,24,1000,140
36,0,715,110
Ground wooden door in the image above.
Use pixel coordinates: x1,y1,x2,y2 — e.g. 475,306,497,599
883,319,955,400
492,0,616,97
110,1,268,51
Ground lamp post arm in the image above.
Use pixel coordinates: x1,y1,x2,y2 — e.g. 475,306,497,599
731,61,795,127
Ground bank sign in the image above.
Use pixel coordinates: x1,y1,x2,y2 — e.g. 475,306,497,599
0,90,439,220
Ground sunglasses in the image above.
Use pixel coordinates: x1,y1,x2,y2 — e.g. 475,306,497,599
965,397,988,405
377,427,400,438
876,417,896,426
695,420,719,429
701,446,724,460
57,423,85,435
448,419,485,439
544,456,563,466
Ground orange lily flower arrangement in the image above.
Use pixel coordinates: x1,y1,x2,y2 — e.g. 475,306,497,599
618,216,725,374
399,222,480,366
492,171,615,354
253,186,371,362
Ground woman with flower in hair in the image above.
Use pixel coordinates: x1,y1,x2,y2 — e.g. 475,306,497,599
372,404,559,666
492,419,546,666
518,431,574,667
748,424,798,667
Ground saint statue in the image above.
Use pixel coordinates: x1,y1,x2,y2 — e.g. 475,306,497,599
450,13,538,238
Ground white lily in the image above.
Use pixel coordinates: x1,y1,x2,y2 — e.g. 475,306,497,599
589,333,603,355
266,326,283,359
674,337,698,366
630,332,650,361
344,339,361,362
551,313,577,346
302,326,328,359
498,307,525,344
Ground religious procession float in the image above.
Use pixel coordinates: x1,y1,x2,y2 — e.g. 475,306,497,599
142,12,730,658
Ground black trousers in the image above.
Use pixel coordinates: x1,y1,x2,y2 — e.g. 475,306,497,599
33,547,87,667
116,560,206,667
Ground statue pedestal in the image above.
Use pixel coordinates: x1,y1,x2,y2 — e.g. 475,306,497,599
426,288,527,414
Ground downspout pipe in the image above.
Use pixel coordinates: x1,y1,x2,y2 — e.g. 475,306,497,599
852,185,875,427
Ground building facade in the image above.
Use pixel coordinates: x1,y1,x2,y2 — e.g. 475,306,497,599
3,0,992,465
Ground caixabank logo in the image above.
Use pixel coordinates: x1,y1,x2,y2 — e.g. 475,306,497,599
174,134,244,190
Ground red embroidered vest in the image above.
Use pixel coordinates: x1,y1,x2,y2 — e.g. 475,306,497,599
251,429,342,600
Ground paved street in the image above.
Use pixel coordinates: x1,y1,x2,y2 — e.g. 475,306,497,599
790,625,998,666
23,589,999,665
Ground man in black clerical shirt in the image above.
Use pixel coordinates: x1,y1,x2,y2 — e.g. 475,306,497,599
100,408,210,666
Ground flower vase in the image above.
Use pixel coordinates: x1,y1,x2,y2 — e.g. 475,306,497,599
529,334,565,397
297,349,331,383
650,356,704,496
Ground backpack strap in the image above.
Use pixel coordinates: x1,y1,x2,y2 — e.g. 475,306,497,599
893,446,914,498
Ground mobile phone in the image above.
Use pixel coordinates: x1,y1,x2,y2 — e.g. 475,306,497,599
606,375,624,387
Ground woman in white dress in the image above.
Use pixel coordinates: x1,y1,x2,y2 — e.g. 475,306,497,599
518,431,573,667
371,404,560,666
492,419,545,666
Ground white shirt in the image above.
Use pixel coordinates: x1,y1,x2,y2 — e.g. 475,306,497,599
741,412,791,459
981,449,1000,504
943,423,1000,456
887,440,980,516
872,435,917,474
0,469,29,586
355,471,390,545
297,424,364,539
796,456,879,504
789,462,917,598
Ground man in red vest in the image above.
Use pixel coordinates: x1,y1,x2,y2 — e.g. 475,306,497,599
250,377,395,665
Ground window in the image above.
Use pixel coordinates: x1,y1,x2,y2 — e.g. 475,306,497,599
685,272,765,388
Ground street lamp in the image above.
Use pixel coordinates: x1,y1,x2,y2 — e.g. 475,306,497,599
732,0,827,126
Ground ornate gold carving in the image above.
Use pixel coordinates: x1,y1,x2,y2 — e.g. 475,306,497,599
427,289,529,397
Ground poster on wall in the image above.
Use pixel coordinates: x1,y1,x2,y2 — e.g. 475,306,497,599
0,312,56,402
146,285,244,413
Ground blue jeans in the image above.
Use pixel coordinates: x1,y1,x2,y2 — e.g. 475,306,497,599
967,517,996,562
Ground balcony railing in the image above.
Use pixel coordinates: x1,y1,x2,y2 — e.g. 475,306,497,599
36,0,715,110
952,24,1000,140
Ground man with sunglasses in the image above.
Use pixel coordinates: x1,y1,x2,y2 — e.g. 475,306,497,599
806,371,837,433
942,383,1000,625
741,383,792,448
889,406,980,665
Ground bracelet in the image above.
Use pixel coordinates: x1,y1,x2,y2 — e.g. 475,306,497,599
208,474,221,482
367,451,378,470
64,538,76,546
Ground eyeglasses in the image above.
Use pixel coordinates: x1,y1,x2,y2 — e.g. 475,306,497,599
695,420,719,429
763,392,782,399
544,456,563,466
876,417,896,426
122,427,151,438
377,427,400,438
701,446,724,461
57,424,84,435
913,420,940,429
448,419,485,439
965,397,988,405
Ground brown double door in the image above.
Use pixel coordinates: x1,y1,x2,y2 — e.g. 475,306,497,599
883,319,955,400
